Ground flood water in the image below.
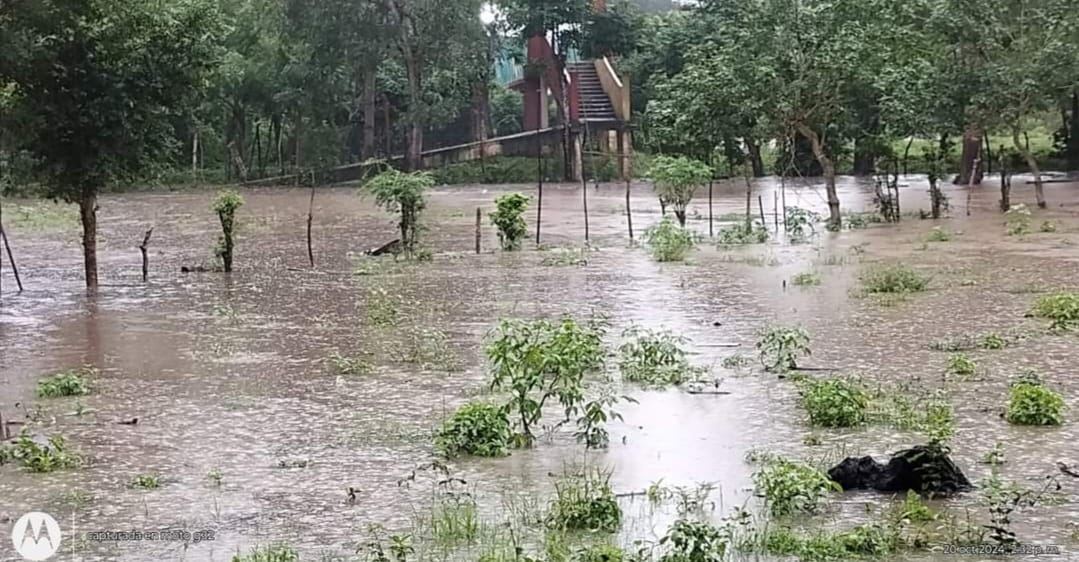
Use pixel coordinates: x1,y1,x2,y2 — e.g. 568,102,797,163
1,174,1078,561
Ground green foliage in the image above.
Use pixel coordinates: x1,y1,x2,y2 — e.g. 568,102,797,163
10,434,80,473
981,442,1006,466
230,546,299,562
1006,377,1065,426
489,193,530,251
925,227,952,242
130,474,161,489
645,216,697,262
1005,204,1032,236
366,286,403,327
946,353,978,378
435,402,512,458
213,189,244,272
798,377,870,428
363,169,434,256
760,524,900,560
1040,220,1057,233
860,264,930,294
753,458,839,517
425,491,480,549
618,327,705,387
647,155,712,225
720,353,751,370
36,366,94,398
981,332,1007,350
791,271,821,286
574,390,634,449
658,519,731,562
572,543,624,562
486,317,606,447
4,202,78,232
894,490,938,524
756,325,811,372
547,467,622,532
540,247,590,267
326,352,372,376
785,208,819,244
716,221,768,245
1031,292,1079,331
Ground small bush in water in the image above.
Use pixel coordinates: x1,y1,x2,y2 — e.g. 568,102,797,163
658,519,731,562
546,467,622,532
10,433,79,473
435,402,512,458
1006,376,1065,426
756,325,811,372
645,216,696,262
618,327,705,387
753,457,839,517
489,193,530,251
946,353,978,378
37,366,94,398
130,474,161,489
1031,292,1079,331
1005,204,1032,236
799,377,870,428
860,264,930,294
230,545,299,562
759,523,900,559
716,221,768,245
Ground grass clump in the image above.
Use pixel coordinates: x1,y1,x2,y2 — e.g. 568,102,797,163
1005,204,1032,236
716,221,768,245
925,226,953,242
230,546,299,562
1031,292,1079,331
546,467,622,532
617,327,705,387
860,264,930,294
759,523,900,560
791,271,821,286
326,352,372,376
756,325,811,372
130,474,161,489
10,433,79,473
645,216,696,262
541,247,589,267
36,366,94,398
434,402,512,458
658,519,731,562
946,353,978,378
423,491,480,548
365,286,404,326
754,457,839,517
798,377,870,428
1005,373,1065,426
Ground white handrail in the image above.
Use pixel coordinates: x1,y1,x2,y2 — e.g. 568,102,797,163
602,57,623,90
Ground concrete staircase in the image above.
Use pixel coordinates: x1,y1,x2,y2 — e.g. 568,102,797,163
568,61,619,124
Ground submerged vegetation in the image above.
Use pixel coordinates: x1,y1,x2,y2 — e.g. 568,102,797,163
617,327,705,387
753,457,839,517
644,217,696,262
36,366,94,398
799,376,870,428
756,326,811,372
489,193,530,251
435,402,511,458
1031,292,1079,331
1005,374,1065,426
860,264,930,294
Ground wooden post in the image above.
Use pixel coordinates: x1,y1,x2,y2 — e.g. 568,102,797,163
535,107,544,246
139,227,154,283
758,195,767,229
191,130,199,185
474,208,481,254
966,157,979,216
1,227,22,293
581,170,590,244
307,181,316,268
625,177,634,241
708,180,714,238
773,191,779,230
781,177,788,231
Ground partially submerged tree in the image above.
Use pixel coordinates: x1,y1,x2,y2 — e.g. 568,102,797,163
7,0,220,289
213,190,244,273
363,167,434,256
647,155,711,226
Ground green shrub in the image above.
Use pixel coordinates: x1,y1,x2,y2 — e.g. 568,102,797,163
645,216,696,262
720,353,752,369
760,524,900,560
213,189,244,272
1031,292,1079,331
435,402,512,458
37,366,94,398
753,458,839,517
547,467,622,532
618,327,705,387
791,271,821,286
231,546,299,562
489,193,530,251
785,207,819,243
925,227,952,242
860,264,930,293
658,519,731,562
648,155,712,226
1040,220,1057,233
981,332,1007,350
893,489,938,523
716,221,768,245
799,377,870,428
363,168,434,256
946,353,978,378
130,474,161,489
756,325,811,372
1006,378,1065,426
10,433,79,473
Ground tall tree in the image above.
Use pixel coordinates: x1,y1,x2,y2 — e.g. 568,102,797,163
8,0,220,289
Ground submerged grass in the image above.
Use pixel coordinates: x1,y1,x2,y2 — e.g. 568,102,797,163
37,366,94,398
859,264,930,294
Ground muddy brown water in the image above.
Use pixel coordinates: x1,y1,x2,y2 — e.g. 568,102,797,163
1,174,1078,561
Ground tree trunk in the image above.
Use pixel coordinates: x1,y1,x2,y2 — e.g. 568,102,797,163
404,53,423,171
796,125,841,228
954,124,984,185
1013,125,1045,208
362,70,377,160
79,186,98,290
471,80,490,144
745,137,765,177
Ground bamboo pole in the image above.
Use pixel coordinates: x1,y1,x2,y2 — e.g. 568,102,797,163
139,227,154,282
474,208,481,254
1,228,22,292
625,177,633,241
773,191,779,230
758,195,767,229
708,180,714,237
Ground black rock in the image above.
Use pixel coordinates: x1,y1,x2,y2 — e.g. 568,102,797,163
828,445,972,496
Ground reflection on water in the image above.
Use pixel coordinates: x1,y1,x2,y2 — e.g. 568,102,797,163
1,174,1078,561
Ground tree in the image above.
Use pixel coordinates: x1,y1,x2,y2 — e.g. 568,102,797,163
363,168,434,255
8,0,220,290
647,155,711,226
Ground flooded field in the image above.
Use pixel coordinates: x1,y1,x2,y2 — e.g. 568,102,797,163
1,174,1078,561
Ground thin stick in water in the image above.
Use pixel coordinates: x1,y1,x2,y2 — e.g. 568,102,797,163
708,180,714,238
474,207,481,254
139,227,154,283
625,176,634,241
758,195,767,229
307,179,316,268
